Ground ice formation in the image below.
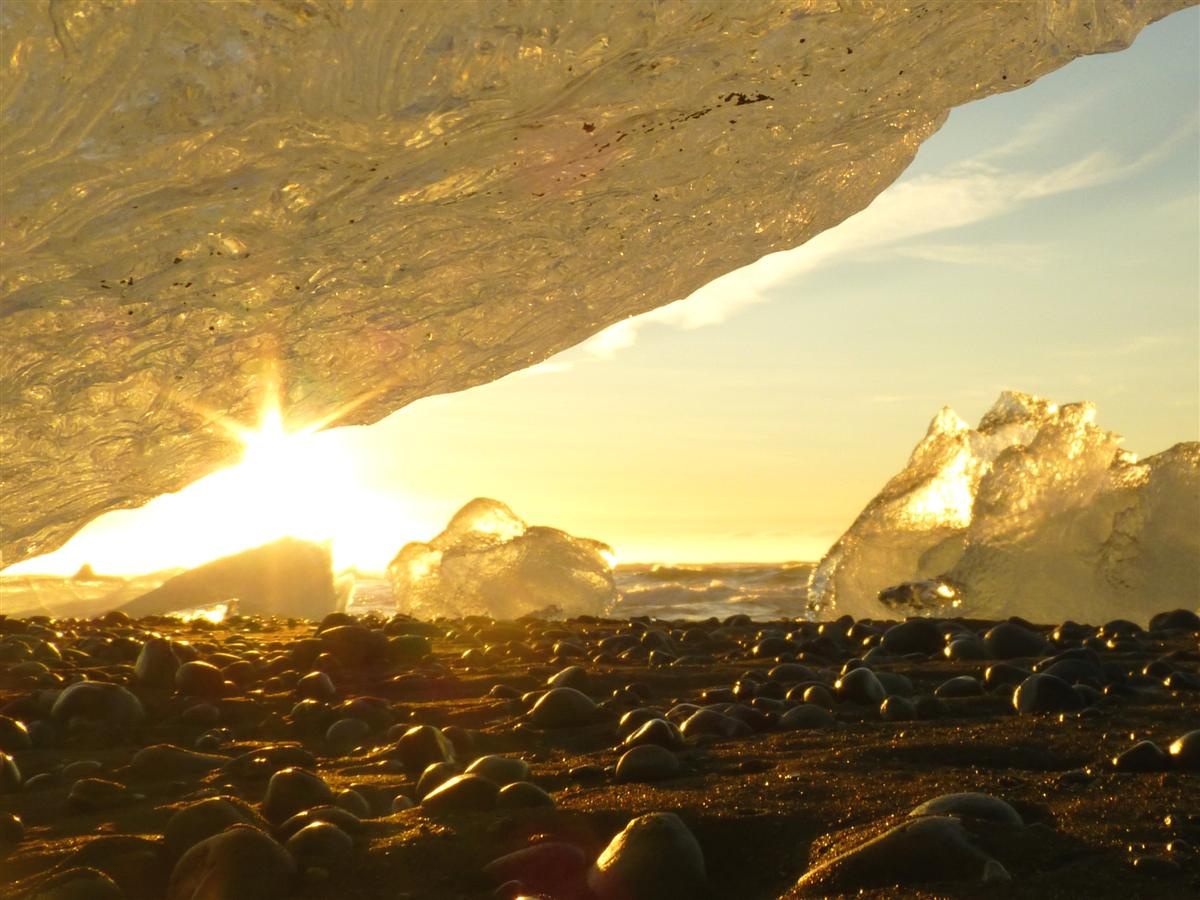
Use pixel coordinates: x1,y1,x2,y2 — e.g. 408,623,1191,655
808,391,1200,624
387,498,616,620
2,1,1190,567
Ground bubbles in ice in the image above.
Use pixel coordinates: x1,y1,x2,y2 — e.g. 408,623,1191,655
387,498,616,620
809,391,1200,624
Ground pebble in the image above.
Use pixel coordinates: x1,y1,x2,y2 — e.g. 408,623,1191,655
1167,729,1199,770
134,637,180,688
68,777,143,810
615,744,681,782
622,717,685,750
834,667,886,705
416,760,458,799
482,842,587,894
51,681,145,727
528,687,597,727
130,744,225,778
278,806,364,839
0,810,23,844
1012,673,1084,714
879,696,917,721
261,767,334,824
587,812,706,900
0,751,20,792
779,703,836,730
167,824,296,900
285,821,354,871
28,867,125,900
1112,740,1171,772
163,796,263,859
395,724,456,773
496,781,555,809
420,773,499,813
880,619,944,656
0,714,33,752
547,665,590,691
935,675,983,698
794,815,1003,894
466,755,531,785
909,792,1023,826
175,660,226,699
983,622,1046,658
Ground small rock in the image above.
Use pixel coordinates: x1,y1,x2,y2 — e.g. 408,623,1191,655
0,810,23,844
587,812,706,900
285,821,354,871
466,755,531,786
1012,673,1084,714
167,824,296,900
29,867,125,900
51,682,145,727
68,777,143,810
779,703,836,730
420,774,498,813
130,744,225,778
496,781,555,809
175,661,225,699
1112,741,1171,772
909,792,1023,826
615,744,681,783
261,768,335,824
835,668,885,706
482,842,587,893
1167,730,1200,771
621,717,685,750
134,637,180,688
395,724,455,773
983,622,1046,659
528,688,597,727
164,796,263,859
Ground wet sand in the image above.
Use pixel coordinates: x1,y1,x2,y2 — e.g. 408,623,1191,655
1,610,1197,899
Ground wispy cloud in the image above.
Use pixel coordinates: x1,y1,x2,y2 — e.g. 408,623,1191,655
573,109,1197,361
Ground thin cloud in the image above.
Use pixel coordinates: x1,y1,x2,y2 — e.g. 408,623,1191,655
576,111,1196,360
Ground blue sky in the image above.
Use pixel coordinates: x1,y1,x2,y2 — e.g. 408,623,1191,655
12,9,1198,574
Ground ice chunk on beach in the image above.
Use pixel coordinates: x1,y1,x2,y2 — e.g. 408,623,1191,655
809,391,1200,624
387,499,616,620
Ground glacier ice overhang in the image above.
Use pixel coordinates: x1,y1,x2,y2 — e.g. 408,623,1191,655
0,0,1193,567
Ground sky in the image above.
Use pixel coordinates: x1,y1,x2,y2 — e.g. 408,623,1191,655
8,10,1198,576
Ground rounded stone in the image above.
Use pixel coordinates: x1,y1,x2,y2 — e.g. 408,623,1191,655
615,744,681,783
835,667,886,706
528,687,597,727
547,665,590,691
0,810,23,845
1113,740,1171,772
167,824,296,900
334,789,371,818
1167,730,1200,771
296,671,337,701
496,781,555,809
0,714,33,753
318,625,389,668
175,661,225,699
325,717,371,751
587,812,706,900
465,755,530,786
879,696,917,722
983,622,1046,659
134,637,180,688
130,744,225,778
1012,673,1084,714
0,751,20,793
164,796,262,859
395,724,455,773
482,842,587,894
794,816,999,895
68,777,141,810
1149,609,1200,632
28,868,125,900
277,806,363,840
622,717,684,750
778,703,836,730
285,821,354,871
51,681,145,727
909,792,1023,826
261,768,334,824
415,761,458,799
935,676,983,699
420,773,498,813
880,619,944,656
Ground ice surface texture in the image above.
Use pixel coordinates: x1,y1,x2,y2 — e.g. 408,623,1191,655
809,391,1200,623
0,1,1191,566
387,498,616,620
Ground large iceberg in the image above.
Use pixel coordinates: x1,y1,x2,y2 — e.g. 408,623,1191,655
2,0,1191,567
387,498,616,620
809,391,1200,624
